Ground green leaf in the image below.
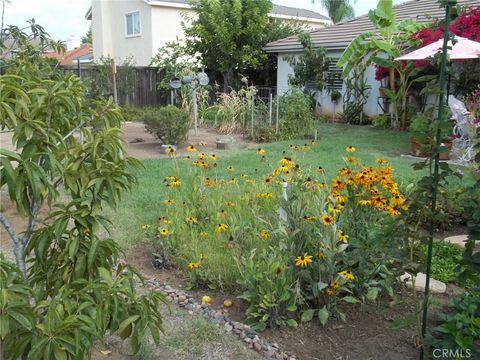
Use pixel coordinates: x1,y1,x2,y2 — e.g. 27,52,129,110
366,287,379,301
98,267,113,285
318,306,329,326
118,315,140,339
301,309,315,323
286,304,297,312
53,346,68,360
343,296,360,304
286,319,298,328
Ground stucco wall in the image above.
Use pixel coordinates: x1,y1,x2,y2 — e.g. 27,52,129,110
92,0,153,66
277,52,383,118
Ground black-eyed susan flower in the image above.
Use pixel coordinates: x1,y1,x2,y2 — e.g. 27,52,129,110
197,153,208,160
256,148,265,155
259,230,270,238
295,253,313,267
325,287,335,296
228,178,237,185
141,224,151,230
339,270,355,281
317,251,326,259
391,195,406,207
187,262,200,269
165,146,176,156
200,231,208,238
371,196,387,208
224,201,236,207
358,199,371,206
303,215,317,221
218,209,227,218
187,145,197,152
385,206,401,216
375,158,388,165
321,215,334,226
210,154,217,161
328,206,342,214
168,179,181,187
159,228,169,236
317,166,325,174
264,176,273,185
163,199,175,205
346,146,356,153
227,165,235,172
338,230,349,241
345,156,358,165
215,223,229,233
182,156,191,161
185,216,198,224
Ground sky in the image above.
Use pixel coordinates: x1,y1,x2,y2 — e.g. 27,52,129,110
1,0,408,42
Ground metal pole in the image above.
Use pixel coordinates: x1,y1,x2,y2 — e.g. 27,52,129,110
269,92,273,126
275,95,280,134
111,58,118,104
419,3,453,359
193,86,198,136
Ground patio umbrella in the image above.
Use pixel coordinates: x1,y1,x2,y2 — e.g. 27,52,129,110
395,36,480,60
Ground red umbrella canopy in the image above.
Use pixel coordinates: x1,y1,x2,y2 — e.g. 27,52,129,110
395,36,480,60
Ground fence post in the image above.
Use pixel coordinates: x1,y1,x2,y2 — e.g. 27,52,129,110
111,59,118,104
269,92,273,126
251,94,254,138
192,86,198,136
275,95,280,134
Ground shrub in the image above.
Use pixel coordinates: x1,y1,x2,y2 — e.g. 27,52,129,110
122,106,154,122
279,91,314,139
144,105,190,144
371,114,390,129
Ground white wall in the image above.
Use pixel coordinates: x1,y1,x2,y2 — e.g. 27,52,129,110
277,51,383,118
92,0,153,66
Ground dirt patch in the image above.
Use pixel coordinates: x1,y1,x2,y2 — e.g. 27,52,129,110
123,122,253,159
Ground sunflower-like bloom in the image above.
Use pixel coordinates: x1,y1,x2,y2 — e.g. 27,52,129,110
141,224,151,230
165,146,175,156
346,146,356,153
264,176,273,185
259,230,270,238
185,216,198,224
159,228,169,236
200,231,208,238
187,262,200,269
321,215,334,226
227,165,235,172
295,253,313,267
187,145,197,152
339,270,355,281
215,223,229,233
256,148,265,155
337,230,349,241
163,199,175,205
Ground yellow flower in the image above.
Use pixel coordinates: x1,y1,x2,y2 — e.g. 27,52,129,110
337,230,349,242
187,262,200,269
182,156,191,161
339,270,355,281
159,228,169,236
201,295,212,304
163,199,175,205
390,195,406,207
141,224,151,230
321,215,334,226
168,180,181,187
290,144,299,150
264,176,273,185
330,281,340,289
317,251,326,259
358,199,371,206
325,287,335,296
385,206,401,216
228,178,237,185
215,223,229,233
204,178,216,187
317,166,325,174
345,156,358,165
259,230,270,238
187,145,198,152
197,153,208,160
256,148,265,155
295,253,313,267
371,196,387,208
334,194,346,203
255,192,273,199
165,146,176,156
185,216,198,224
303,215,317,221
227,165,235,172
224,201,236,207
218,209,227,218
346,146,356,153
328,206,341,214
210,154,217,161
200,231,208,238
375,158,388,165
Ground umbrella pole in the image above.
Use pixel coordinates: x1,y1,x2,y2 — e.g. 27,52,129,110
419,2,453,359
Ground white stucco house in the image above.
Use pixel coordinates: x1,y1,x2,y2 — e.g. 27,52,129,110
85,0,332,67
263,0,479,117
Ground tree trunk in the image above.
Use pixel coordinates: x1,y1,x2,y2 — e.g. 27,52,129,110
222,69,234,93
389,66,398,129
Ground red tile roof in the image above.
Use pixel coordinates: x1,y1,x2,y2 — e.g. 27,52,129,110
44,43,93,65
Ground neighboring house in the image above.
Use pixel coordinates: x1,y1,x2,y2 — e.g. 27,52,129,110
263,0,480,117
85,0,332,67
44,44,93,65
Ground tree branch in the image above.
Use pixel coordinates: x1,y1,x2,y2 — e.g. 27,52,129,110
22,199,41,246
0,211,26,276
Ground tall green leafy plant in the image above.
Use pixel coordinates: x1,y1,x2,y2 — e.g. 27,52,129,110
0,23,165,359
337,0,429,130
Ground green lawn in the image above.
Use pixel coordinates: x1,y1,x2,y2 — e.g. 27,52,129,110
107,123,426,248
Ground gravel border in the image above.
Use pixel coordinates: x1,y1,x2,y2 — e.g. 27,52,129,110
145,277,297,360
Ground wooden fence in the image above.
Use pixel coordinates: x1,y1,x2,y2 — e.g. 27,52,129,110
59,65,170,107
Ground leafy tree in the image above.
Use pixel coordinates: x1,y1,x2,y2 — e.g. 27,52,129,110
184,0,271,91
0,22,165,359
81,25,92,44
285,32,331,91
317,0,355,23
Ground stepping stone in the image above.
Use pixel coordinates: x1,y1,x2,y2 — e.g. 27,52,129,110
400,272,446,294
444,235,468,248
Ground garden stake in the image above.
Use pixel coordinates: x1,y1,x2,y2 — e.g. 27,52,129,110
269,92,273,125
276,95,280,134
419,2,453,359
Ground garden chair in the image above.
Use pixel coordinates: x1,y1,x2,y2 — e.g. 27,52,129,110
448,95,475,164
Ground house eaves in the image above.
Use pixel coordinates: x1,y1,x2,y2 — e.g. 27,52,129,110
263,0,480,54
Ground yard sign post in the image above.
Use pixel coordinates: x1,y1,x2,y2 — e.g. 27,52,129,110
419,1,454,359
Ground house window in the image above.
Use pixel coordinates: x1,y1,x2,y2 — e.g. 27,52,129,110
327,59,343,91
125,11,140,37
